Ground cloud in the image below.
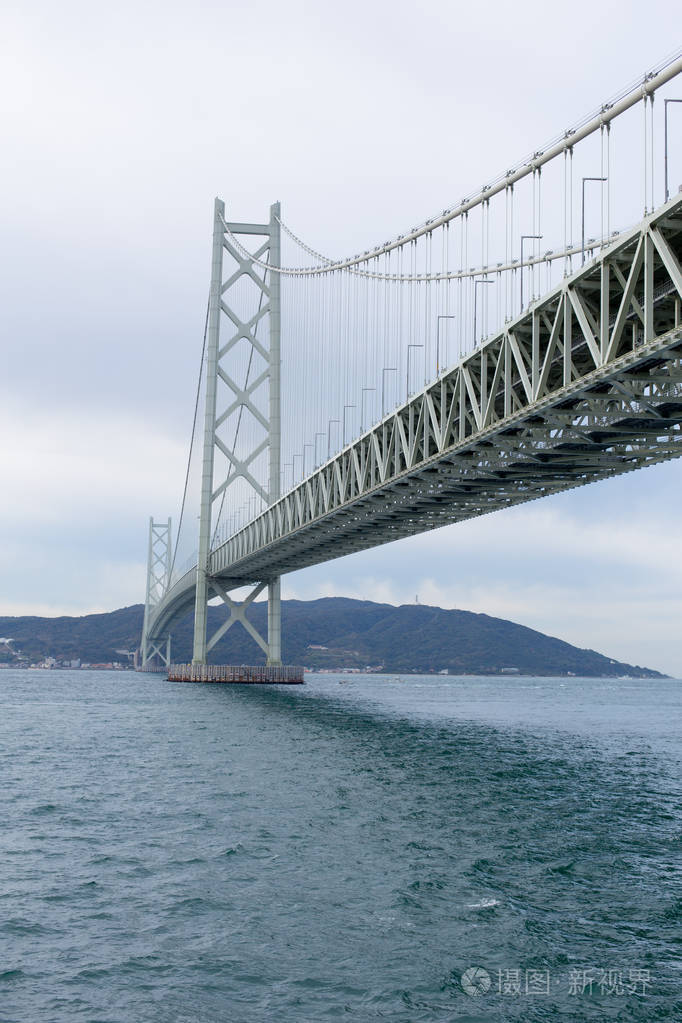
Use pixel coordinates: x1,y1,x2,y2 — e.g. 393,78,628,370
0,562,145,619
0,398,186,526
0,398,186,614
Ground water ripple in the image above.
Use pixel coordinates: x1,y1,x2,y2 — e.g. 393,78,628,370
0,669,680,1021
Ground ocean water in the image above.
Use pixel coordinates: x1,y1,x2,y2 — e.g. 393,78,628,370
1,669,680,1022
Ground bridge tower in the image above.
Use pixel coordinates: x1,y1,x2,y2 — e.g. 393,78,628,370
140,517,172,670
192,198,282,666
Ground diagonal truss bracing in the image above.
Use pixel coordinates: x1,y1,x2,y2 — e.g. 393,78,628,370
191,201,282,665
148,194,682,641
141,518,172,667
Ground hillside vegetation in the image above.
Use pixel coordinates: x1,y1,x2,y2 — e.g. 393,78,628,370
0,598,665,677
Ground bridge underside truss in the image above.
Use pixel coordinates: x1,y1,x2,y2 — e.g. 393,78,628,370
148,195,682,640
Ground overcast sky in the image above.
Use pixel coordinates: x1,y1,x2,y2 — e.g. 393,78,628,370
2,0,682,675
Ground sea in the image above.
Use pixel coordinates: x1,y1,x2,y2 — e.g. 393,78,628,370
1,669,680,1022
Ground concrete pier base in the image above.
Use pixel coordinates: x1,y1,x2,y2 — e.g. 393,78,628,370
167,663,304,684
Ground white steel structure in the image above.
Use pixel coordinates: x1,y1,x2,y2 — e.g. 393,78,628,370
140,518,172,668
146,194,682,646
141,52,682,663
191,200,281,666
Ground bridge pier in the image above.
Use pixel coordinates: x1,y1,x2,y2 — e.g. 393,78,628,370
168,663,303,684
192,567,210,665
267,578,282,666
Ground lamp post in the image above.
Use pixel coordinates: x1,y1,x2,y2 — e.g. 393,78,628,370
582,176,607,265
665,99,682,202
303,443,313,476
407,344,423,398
314,432,325,467
520,234,542,311
327,418,340,458
436,315,455,374
292,452,303,484
382,367,397,415
473,278,493,346
361,387,375,430
343,404,356,444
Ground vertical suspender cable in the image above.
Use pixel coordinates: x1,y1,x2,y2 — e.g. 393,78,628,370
563,151,568,276
606,122,611,240
650,93,655,213
531,169,537,303
464,211,469,355
600,123,605,247
536,170,542,300
568,148,573,272
511,184,516,316
646,95,650,216
486,199,491,334
385,249,391,412
444,224,450,366
458,218,464,356
425,231,431,383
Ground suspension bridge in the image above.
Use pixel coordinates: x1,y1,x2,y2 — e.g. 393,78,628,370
140,52,682,679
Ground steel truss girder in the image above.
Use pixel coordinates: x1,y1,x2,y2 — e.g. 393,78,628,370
148,195,682,638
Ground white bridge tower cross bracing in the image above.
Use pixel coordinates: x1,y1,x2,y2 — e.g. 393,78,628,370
141,517,172,669
192,199,282,666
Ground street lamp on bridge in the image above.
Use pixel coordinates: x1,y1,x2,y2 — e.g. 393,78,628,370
473,278,494,347
520,235,542,311
327,418,340,458
361,387,375,430
303,443,314,475
436,315,455,375
314,432,325,467
382,367,397,415
582,176,607,265
343,404,356,445
407,344,423,399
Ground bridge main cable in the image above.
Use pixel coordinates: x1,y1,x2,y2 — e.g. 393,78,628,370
223,51,682,278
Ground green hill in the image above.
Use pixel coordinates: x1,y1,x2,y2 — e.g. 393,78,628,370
0,598,666,677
